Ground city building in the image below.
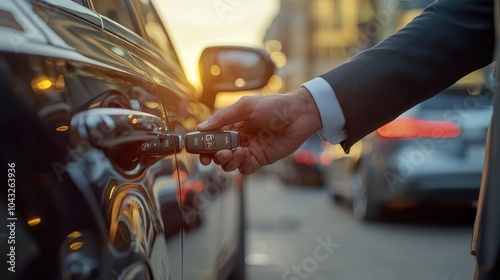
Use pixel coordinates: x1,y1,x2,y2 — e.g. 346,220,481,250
264,0,434,90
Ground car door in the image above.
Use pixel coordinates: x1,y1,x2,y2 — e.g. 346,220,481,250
123,1,241,278
88,0,241,278
472,3,500,274
19,0,183,278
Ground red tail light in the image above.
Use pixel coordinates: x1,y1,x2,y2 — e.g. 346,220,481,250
293,150,317,166
377,117,461,139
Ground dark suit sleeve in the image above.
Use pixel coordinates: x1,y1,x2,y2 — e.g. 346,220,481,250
320,0,495,151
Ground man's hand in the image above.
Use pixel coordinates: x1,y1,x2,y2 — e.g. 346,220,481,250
196,87,322,175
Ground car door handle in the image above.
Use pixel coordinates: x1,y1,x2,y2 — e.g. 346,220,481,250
71,108,183,155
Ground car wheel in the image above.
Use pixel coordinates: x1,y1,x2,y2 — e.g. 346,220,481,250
351,170,380,221
281,168,297,185
331,192,343,202
329,185,343,203
325,169,342,202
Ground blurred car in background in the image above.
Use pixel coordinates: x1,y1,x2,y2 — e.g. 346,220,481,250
0,0,274,279
278,134,333,186
326,82,493,220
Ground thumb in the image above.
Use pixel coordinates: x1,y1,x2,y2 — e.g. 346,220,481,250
197,96,255,131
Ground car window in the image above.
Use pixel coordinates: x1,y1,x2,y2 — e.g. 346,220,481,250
92,0,136,32
69,0,86,5
133,0,180,64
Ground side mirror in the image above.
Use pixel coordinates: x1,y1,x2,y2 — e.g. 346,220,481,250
199,46,275,109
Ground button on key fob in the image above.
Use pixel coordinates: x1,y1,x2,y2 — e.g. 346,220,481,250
185,131,239,153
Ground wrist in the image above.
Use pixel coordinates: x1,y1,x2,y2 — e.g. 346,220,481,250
290,87,323,133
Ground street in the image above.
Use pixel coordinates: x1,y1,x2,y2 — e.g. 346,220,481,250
245,173,477,280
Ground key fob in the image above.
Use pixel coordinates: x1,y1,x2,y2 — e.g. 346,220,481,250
185,131,239,153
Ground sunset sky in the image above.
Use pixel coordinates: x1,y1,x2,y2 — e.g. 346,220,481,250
154,0,280,87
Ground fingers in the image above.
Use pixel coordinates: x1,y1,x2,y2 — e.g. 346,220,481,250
200,147,259,174
196,96,255,131
198,149,241,168
220,148,248,172
238,155,261,175
213,150,233,165
199,154,213,166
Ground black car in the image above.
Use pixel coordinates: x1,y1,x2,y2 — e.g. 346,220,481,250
0,0,274,279
327,81,492,220
278,134,329,186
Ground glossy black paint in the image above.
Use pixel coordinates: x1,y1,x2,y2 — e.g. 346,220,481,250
0,0,273,279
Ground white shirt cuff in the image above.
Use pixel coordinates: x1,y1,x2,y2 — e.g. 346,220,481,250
302,77,347,144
